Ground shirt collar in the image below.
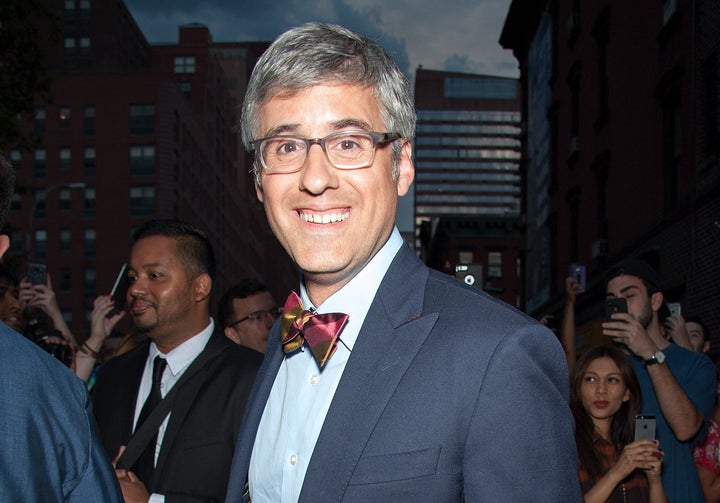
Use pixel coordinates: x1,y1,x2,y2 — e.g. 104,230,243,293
299,227,403,351
148,318,214,376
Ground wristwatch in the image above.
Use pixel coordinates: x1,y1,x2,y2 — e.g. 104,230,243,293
643,349,666,366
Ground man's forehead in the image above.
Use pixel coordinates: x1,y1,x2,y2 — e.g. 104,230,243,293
606,274,645,291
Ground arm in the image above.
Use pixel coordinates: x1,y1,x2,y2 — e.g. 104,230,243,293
583,441,665,503
20,275,78,347
463,323,582,500
561,276,579,371
75,295,125,382
697,465,720,503
603,314,704,440
664,315,691,350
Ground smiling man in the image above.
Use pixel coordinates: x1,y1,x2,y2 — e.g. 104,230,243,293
225,22,580,502
90,219,263,503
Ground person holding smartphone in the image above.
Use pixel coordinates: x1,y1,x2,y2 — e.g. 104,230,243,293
571,345,667,502
603,260,716,502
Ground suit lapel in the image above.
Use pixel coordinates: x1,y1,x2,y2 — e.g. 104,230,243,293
300,245,438,501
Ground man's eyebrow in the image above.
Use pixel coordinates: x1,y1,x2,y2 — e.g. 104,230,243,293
262,124,301,138
619,285,640,294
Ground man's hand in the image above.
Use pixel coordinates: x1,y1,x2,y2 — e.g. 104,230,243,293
116,469,151,503
602,312,657,359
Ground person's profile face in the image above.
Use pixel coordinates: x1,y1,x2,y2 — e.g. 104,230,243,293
254,83,413,300
0,278,22,332
224,291,277,353
686,322,708,353
127,235,198,341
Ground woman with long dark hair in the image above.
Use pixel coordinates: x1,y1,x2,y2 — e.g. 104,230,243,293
570,346,668,502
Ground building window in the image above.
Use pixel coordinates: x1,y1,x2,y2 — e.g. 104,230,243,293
84,147,96,177
130,186,155,217
79,37,91,56
176,80,192,97
64,0,75,8
174,56,196,74
129,104,155,135
84,228,96,259
34,149,46,178
59,147,72,170
458,250,474,264
488,251,503,278
84,187,96,217
11,193,21,212
9,149,21,170
58,106,71,130
34,190,47,219
60,229,72,253
85,268,97,299
34,107,46,137
59,267,72,292
84,105,96,136
34,229,48,260
130,145,155,175
59,188,72,211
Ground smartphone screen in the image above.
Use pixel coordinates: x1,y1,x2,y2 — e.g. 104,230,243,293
107,264,129,317
569,263,586,292
634,415,656,441
605,297,628,320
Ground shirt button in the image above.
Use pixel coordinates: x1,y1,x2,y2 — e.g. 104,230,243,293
289,454,298,465
309,374,319,385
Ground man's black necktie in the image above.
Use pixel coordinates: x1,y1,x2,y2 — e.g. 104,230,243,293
132,355,167,487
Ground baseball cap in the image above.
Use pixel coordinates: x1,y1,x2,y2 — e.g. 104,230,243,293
606,259,661,290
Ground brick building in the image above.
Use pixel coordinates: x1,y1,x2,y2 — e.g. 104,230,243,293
3,0,295,338
501,0,720,352
413,69,524,307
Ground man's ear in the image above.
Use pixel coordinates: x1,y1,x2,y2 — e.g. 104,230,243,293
255,177,264,203
224,326,241,344
396,141,414,197
651,291,664,312
0,235,9,258
193,273,212,302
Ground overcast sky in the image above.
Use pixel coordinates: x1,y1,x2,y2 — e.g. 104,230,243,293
124,0,519,80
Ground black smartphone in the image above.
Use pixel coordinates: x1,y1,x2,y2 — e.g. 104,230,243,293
27,263,48,285
605,297,628,320
107,263,129,317
569,263,586,292
634,415,656,441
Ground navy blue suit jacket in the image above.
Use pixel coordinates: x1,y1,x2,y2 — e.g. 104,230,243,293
0,322,122,501
226,245,582,502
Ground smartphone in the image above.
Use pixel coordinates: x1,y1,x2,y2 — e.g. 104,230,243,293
107,263,129,317
634,415,656,441
668,302,681,317
605,297,628,320
569,263,586,292
27,263,48,285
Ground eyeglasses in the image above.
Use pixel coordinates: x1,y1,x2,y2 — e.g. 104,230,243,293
249,130,401,174
226,307,281,328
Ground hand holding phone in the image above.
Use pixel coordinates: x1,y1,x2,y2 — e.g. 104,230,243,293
569,263,586,292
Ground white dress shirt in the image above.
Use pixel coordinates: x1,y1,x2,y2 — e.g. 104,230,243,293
249,228,404,503
134,319,214,503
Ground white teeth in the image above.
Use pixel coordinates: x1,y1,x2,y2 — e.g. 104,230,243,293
300,211,350,224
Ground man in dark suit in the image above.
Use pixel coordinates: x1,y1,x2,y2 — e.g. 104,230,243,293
91,219,262,502
0,154,122,501
225,23,581,502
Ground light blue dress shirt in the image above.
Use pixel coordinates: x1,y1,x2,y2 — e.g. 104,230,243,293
249,228,404,503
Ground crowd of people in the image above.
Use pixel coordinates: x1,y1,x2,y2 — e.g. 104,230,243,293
0,21,717,503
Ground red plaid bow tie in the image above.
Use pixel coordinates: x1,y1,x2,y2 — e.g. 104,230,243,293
280,291,349,368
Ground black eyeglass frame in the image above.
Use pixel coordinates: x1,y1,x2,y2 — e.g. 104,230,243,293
226,307,282,328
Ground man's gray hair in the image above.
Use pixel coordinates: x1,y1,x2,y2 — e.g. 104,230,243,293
241,22,416,182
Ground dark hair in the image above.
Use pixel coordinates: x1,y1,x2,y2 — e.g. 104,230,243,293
0,152,16,230
570,345,641,479
132,219,216,282
0,262,19,286
217,278,268,327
